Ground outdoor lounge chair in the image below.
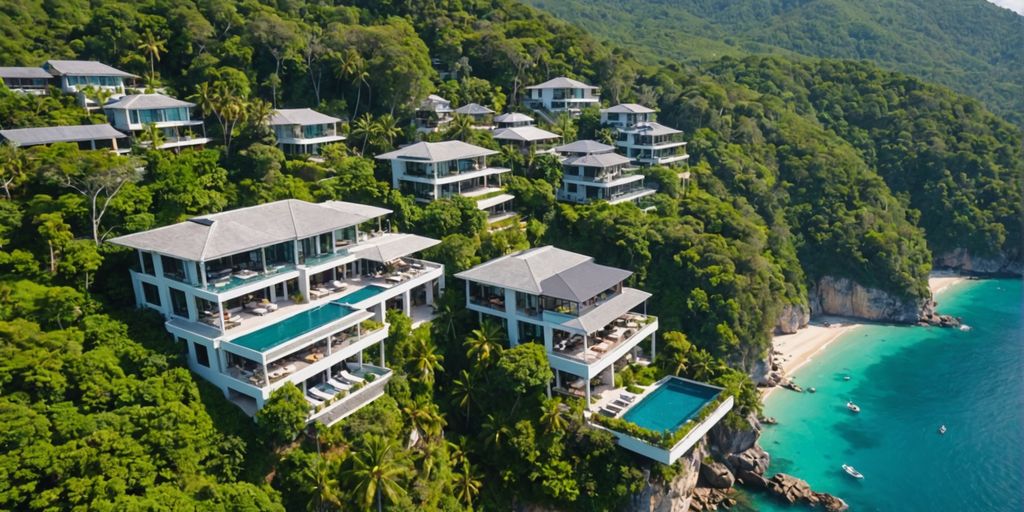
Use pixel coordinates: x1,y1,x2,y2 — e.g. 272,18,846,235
329,280,348,291
308,386,335,401
327,377,353,391
305,394,323,407
620,394,636,403
604,404,622,413
612,399,630,409
338,369,365,384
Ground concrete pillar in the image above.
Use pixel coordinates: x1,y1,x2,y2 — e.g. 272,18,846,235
425,282,435,305
402,289,412,316
650,332,656,361
585,380,591,405
379,341,385,368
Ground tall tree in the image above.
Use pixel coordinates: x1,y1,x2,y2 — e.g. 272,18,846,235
343,434,410,512
137,29,167,81
43,149,142,244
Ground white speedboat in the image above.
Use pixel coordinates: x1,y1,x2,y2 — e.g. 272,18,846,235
959,325,971,332
938,425,947,435
843,375,851,381
847,401,861,413
842,464,864,479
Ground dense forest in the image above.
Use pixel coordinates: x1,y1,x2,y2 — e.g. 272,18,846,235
0,0,1020,510
524,0,1024,126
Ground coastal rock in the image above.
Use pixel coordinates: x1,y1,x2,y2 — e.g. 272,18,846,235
724,445,770,478
815,492,850,512
775,303,810,334
762,474,848,511
809,275,929,323
689,487,734,511
708,413,761,456
698,461,735,489
735,470,769,490
934,248,1023,276
752,354,785,387
628,441,704,512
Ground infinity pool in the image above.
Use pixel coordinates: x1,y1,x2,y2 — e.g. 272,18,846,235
229,301,356,352
622,378,721,433
337,285,387,305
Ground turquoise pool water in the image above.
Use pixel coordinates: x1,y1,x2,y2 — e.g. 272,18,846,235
337,285,387,305
229,301,356,352
622,378,721,433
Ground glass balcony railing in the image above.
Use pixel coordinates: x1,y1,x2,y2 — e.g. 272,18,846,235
202,263,296,293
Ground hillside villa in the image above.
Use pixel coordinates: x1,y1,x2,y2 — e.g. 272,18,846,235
0,124,128,153
103,93,210,151
525,76,600,116
554,139,655,205
270,108,346,158
109,199,445,424
601,103,689,167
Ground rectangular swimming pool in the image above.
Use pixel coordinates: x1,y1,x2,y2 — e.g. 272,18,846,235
229,301,356,352
337,285,387,305
621,378,721,433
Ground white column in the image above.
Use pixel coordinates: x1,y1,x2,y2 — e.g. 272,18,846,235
650,332,656,361
585,380,591,405
425,282,435,305
379,341,385,368
402,289,412,316
217,301,226,331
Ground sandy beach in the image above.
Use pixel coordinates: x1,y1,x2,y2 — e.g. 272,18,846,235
765,273,968,395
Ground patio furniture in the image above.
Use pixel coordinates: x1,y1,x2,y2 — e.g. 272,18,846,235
385,275,403,284
207,267,232,280
308,386,335,401
304,352,323,363
626,321,640,329
410,262,423,270
251,307,268,316
235,269,258,279
261,300,279,312
329,280,348,291
328,377,353,391
620,393,636,403
305,395,323,407
309,288,329,300
338,369,364,384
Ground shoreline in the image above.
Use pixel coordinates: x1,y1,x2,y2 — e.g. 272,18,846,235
762,274,969,399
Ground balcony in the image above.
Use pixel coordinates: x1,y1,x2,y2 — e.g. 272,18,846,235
551,312,657,364
311,365,393,426
202,263,297,293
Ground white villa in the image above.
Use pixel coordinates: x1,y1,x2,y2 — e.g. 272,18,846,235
103,93,210,151
109,199,445,423
269,108,345,158
0,67,54,95
554,140,655,205
493,112,535,129
415,94,454,132
377,141,516,224
601,103,689,167
43,60,137,106
0,124,128,154
525,76,600,116
455,246,659,404
453,103,496,127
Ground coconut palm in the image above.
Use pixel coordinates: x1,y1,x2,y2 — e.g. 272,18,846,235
450,369,475,422
688,349,719,381
337,49,370,119
452,461,482,508
138,123,165,149
403,401,446,439
482,413,511,449
349,113,375,155
464,321,505,366
498,143,522,172
137,29,167,80
538,397,568,435
370,113,401,153
301,455,341,512
408,334,443,386
553,113,577,141
343,435,409,512
444,114,476,142
596,127,615,145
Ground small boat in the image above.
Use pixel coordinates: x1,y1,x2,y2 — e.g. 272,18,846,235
938,425,947,435
843,375,851,381
842,464,864,479
847,401,861,413
959,324,971,332
808,387,816,393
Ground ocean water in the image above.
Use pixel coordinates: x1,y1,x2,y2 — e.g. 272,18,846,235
745,278,1023,511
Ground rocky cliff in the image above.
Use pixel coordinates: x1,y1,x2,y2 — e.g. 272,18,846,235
627,442,704,512
934,249,1023,276
775,302,810,334
809,275,930,323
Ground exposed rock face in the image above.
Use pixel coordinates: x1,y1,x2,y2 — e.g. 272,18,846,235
764,473,849,511
627,442,704,512
775,302,810,334
708,413,760,456
809,275,929,323
935,249,1023,275
751,353,784,387
698,461,734,489
725,445,771,486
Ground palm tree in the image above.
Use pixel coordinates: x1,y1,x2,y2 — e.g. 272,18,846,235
596,127,615,145
482,413,511,449
370,113,401,153
444,114,475,142
137,29,167,80
349,113,375,155
553,113,577,141
688,349,717,381
138,123,165,149
464,321,505,366
409,334,443,386
450,369,475,422
403,401,446,439
538,397,568,435
452,461,482,508
343,435,409,512
498,144,522,172
301,455,341,512
337,49,370,119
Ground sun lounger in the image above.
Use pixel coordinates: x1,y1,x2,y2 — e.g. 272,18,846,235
329,280,348,291
338,369,364,384
620,394,636,403
305,395,323,407
613,399,630,408
327,377,352,391
308,386,335,401
604,404,622,414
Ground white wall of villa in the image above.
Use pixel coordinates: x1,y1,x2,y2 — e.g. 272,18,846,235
525,77,600,114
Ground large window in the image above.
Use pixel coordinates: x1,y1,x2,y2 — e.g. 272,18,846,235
541,296,578,316
140,252,155,275
194,342,210,368
162,255,188,282
170,288,189,318
142,282,161,306
468,282,506,311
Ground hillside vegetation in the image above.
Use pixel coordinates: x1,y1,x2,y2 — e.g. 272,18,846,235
524,0,1024,126
0,0,1020,510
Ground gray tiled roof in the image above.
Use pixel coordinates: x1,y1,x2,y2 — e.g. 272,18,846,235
526,76,597,90
0,67,53,79
0,124,125,146
455,246,633,302
109,200,391,261
43,60,138,78
103,94,194,110
559,287,651,333
454,103,495,115
563,152,632,168
554,139,615,155
493,126,560,143
375,140,497,162
628,122,681,136
270,108,341,126
601,103,656,114
494,113,534,124
348,233,440,263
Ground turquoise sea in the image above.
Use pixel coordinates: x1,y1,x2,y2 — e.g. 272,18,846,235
745,278,1023,511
